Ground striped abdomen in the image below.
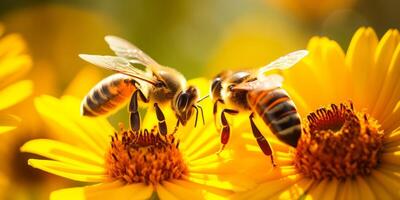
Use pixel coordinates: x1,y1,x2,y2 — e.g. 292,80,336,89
248,88,301,147
81,74,137,116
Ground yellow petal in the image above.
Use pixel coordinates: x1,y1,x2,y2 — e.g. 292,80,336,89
321,179,340,200
355,176,376,200
379,163,400,178
370,170,400,198
172,180,233,197
0,33,31,86
365,176,393,200
335,179,359,200
273,178,313,200
382,97,400,131
160,180,232,200
51,181,153,200
27,159,106,182
0,54,31,87
183,125,219,161
61,96,114,147
156,185,180,200
0,114,20,134
184,115,249,162
0,80,33,110
233,174,302,200
380,150,400,166
187,173,251,192
305,179,330,199
346,27,378,108
0,126,16,134
21,139,104,168
375,41,400,121
371,29,400,117
384,128,400,145
0,33,26,57
34,95,110,156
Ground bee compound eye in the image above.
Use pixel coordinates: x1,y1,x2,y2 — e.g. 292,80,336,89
211,78,221,91
177,94,188,110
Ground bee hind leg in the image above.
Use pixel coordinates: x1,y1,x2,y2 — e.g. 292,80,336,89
249,113,276,167
216,109,238,155
129,90,149,132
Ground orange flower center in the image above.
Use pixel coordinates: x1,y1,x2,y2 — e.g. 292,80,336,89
293,103,384,180
105,125,188,186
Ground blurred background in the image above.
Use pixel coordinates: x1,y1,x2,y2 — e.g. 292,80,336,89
0,0,398,199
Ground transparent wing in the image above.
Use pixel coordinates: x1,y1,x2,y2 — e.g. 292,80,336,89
233,74,283,91
79,54,157,85
257,50,308,78
104,35,161,67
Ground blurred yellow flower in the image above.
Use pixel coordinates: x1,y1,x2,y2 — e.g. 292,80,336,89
0,24,32,134
0,23,35,199
21,78,255,200
267,0,357,21
233,27,400,199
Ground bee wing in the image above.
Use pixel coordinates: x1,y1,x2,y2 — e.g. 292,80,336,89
104,35,168,69
233,74,283,91
79,54,157,85
257,50,308,79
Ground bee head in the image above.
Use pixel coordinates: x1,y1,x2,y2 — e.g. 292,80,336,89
173,86,199,126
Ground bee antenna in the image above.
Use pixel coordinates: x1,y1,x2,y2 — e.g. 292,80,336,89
192,105,199,127
197,95,209,103
197,105,205,125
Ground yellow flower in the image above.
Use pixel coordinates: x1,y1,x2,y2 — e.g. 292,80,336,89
266,0,357,21
233,27,400,199
21,78,255,200
0,24,32,134
0,23,33,199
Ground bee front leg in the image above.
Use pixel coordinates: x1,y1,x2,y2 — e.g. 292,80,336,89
154,103,167,136
249,113,276,167
171,120,180,135
216,109,238,155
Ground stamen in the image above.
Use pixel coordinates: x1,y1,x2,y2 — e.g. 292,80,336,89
294,103,384,180
105,125,188,186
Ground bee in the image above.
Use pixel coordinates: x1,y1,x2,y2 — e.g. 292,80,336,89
79,36,206,136
210,50,308,165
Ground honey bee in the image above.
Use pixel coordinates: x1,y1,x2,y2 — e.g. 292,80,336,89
79,36,206,135
210,50,308,165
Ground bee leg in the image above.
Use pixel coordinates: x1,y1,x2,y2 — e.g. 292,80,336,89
129,90,141,132
249,113,276,167
216,109,238,155
213,99,224,132
154,103,168,136
171,120,180,135
137,89,149,103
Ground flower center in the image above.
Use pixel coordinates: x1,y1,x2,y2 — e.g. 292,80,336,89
105,124,188,186
293,103,384,180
